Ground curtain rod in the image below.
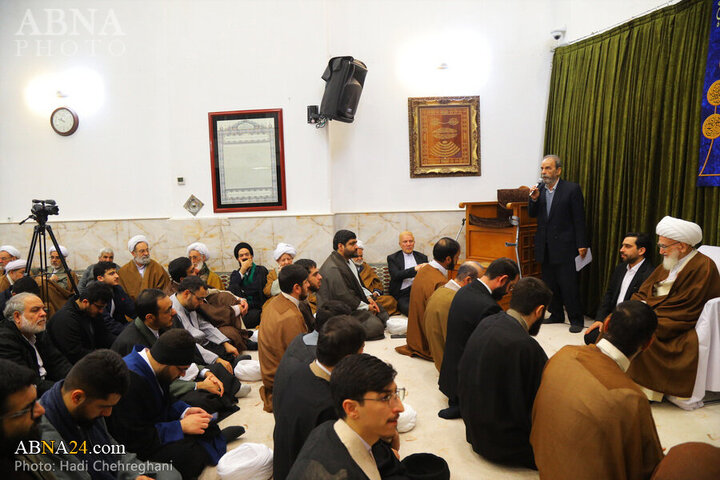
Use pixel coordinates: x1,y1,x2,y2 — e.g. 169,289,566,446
564,0,680,46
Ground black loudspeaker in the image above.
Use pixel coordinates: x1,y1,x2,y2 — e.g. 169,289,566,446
319,56,367,123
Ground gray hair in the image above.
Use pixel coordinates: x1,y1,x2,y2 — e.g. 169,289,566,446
98,247,114,258
456,261,480,282
543,154,562,169
3,292,38,321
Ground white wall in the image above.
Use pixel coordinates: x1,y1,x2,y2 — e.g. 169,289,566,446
0,0,675,223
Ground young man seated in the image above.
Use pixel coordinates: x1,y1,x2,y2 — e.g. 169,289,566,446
287,353,449,480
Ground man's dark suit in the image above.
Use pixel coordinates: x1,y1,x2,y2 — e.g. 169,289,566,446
439,279,502,406
387,250,428,316
528,178,588,327
585,258,655,345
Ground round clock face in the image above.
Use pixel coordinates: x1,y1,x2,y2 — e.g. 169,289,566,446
50,107,78,136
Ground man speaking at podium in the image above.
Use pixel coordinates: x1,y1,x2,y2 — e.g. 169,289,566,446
529,155,589,333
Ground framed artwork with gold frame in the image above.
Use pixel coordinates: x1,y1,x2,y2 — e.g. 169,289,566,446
408,96,480,178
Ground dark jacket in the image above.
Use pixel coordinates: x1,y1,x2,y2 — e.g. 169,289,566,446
228,264,268,310
528,179,588,264
317,251,368,310
595,259,655,322
47,296,116,364
0,319,71,395
439,280,501,400
387,250,428,299
101,284,136,336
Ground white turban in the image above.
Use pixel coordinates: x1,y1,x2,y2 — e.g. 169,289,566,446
49,245,69,257
128,235,149,253
356,239,365,250
397,403,417,433
5,259,27,272
0,245,21,258
187,242,211,260
656,216,703,246
386,317,408,335
217,443,273,480
234,359,262,382
273,242,297,261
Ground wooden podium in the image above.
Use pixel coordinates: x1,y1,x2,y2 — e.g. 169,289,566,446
459,201,541,279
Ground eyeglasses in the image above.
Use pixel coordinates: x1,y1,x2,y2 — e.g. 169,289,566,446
0,399,38,420
190,292,208,303
657,241,680,250
362,388,406,404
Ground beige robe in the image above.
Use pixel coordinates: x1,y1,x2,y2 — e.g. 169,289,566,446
117,259,171,301
0,275,10,292
258,294,309,412
358,262,397,316
424,286,458,371
531,345,664,479
628,252,720,396
396,265,447,360
262,269,279,308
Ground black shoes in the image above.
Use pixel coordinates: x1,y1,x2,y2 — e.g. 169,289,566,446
569,324,584,333
438,406,461,419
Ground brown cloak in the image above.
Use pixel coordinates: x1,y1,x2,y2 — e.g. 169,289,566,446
117,259,171,301
531,345,664,479
396,265,447,360
424,286,457,371
358,262,397,316
38,271,79,318
628,252,720,397
258,294,308,412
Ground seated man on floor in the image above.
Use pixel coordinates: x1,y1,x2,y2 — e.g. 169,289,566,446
272,315,366,480
259,264,314,412
264,242,297,304
585,232,654,345
458,277,552,469
187,242,224,290
48,281,115,364
0,360,48,478
295,258,322,315
47,245,79,291
0,245,21,277
78,247,114,291
353,240,398,316
425,261,480,372
387,231,428,317
228,242,268,329
38,349,179,479
288,353,449,480
171,276,240,363
626,216,720,402
108,329,243,479
439,257,519,419
0,293,72,396
318,230,388,340
531,300,664,479
118,235,171,301
112,288,244,417
396,237,460,360
94,261,136,335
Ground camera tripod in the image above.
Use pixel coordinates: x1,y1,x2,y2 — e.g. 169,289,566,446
19,200,78,304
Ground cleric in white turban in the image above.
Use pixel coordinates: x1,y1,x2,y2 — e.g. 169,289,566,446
117,234,171,300
2,259,27,288
264,242,297,299
46,245,77,290
0,245,22,271
626,215,720,404
187,241,223,289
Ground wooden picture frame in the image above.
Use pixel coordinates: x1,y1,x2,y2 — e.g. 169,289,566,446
408,96,480,178
209,108,287,212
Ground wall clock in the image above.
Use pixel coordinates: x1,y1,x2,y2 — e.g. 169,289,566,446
50,107,79,136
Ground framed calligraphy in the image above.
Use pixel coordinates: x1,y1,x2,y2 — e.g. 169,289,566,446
408,96,480,178
209,109,287,212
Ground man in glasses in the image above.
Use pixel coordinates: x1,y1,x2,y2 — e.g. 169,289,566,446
0,360,46,479
0,293,71,396
288,354,449,480
170,276,239,364
626,216,720,407
47,280,115,364
118,235,171,301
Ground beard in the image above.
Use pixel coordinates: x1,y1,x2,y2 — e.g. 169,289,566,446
491,284,509,301
135,254,151,266
308,283,320,293
193,261,205,271
662,250,680,271
18,314,45,335
157,367,177,386
0,420,41,455
351,258,363,266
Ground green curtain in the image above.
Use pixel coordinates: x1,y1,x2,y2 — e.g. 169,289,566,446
544,0,719,315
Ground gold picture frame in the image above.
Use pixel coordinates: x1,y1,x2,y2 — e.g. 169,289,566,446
408,96,480,178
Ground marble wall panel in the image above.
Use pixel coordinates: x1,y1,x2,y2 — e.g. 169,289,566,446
0,211,466,273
